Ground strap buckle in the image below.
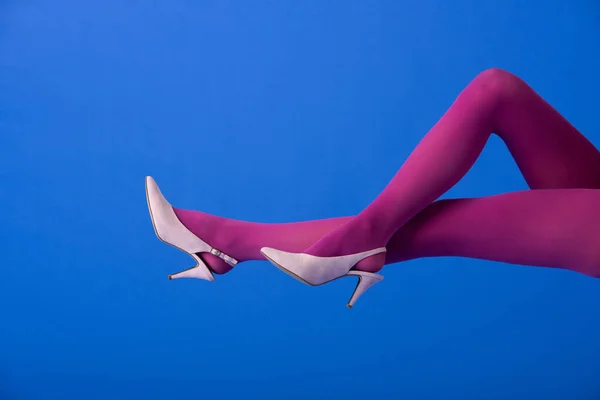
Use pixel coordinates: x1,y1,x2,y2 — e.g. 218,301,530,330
209,247,238,267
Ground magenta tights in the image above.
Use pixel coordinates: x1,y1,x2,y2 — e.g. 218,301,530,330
175,68,600,278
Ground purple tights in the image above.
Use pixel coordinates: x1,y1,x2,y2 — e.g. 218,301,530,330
175,68,600,278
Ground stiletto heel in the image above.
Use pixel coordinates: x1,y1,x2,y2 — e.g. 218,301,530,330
345,271,384,308
168,260,208,280
146,176,238,281
260,246,386,306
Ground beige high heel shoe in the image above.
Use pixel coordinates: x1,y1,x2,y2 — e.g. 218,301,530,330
260,247,385,308
146,176,238,281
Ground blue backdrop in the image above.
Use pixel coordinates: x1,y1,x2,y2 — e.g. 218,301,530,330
1,1,599,399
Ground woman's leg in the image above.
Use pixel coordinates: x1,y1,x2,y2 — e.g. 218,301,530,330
175,189,600,278
302,68,600,271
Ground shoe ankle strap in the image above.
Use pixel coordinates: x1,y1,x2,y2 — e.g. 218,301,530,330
209,248,238,267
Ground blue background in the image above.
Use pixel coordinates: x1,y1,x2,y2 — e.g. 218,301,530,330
1,1,599,399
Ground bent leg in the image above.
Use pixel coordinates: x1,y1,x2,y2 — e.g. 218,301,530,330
365,68,600,234
304,68,600,270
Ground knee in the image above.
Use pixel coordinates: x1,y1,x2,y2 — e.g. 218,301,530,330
470,68,527,106
475,68,522,89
